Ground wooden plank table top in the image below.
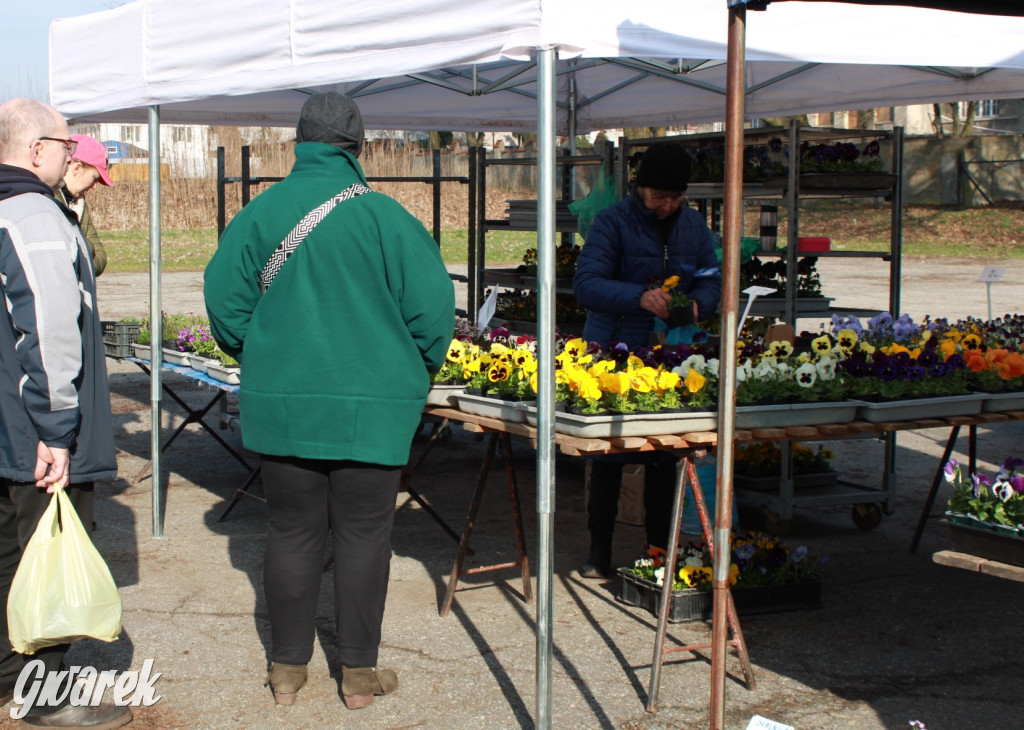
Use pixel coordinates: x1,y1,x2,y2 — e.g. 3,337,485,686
424,406,1024,457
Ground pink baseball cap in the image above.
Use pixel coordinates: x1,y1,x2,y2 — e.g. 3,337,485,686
70,134,114,187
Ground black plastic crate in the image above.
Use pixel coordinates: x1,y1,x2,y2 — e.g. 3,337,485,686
101,321,142,358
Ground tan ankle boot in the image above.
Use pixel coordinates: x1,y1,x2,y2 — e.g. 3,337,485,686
341,666,398,709
265,662,307,706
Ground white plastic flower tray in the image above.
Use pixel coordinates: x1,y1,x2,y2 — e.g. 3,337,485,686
454,393,530,423
207,363,241,385
851,393,982,422
426,384,465,407
161,347,193,367
734,401,858,429
979,390,1024,413
524,407,718,438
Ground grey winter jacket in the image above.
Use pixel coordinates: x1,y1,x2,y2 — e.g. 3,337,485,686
573,188,722,350
0,164,116,483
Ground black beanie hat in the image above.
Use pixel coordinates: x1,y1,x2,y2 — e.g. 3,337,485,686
635,141,691,192
296,92,365,158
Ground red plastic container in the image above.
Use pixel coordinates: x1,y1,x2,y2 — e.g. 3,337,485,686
798,237,831,253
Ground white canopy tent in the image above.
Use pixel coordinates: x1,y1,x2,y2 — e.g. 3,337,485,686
52,0,1024,131
49,1,1024,727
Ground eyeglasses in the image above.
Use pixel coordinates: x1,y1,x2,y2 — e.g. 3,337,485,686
38,137,77,155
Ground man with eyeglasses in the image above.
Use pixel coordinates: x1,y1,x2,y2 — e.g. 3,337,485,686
0,98,131,729
573,140,723,579
53,134,114,277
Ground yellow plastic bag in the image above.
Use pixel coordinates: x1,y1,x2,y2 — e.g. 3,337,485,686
7,489,122,654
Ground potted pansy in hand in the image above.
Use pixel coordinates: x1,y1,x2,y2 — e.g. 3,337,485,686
656,275,696,329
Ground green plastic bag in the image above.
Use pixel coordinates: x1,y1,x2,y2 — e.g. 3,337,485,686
569,163,618,239
7,490,122,655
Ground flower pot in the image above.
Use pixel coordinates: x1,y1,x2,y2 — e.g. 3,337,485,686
659,306,695,329
944,519,1024,567
617,569,822,623
131,343,151,360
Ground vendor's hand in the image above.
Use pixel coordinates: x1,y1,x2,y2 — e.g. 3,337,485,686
34,442,70,492
640,288,672,320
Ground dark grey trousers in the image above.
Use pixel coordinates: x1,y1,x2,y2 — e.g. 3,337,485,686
260,455,400,669
0,479,94,714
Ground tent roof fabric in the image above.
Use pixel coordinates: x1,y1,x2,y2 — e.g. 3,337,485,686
50,0,1024,131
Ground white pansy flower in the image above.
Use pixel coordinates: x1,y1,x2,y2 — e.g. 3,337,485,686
816,355,837,380
707,358,720,377
794,362,817,388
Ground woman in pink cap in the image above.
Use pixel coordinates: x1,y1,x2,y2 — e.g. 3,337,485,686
53,133,114,276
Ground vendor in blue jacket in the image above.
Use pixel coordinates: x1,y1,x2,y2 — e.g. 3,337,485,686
573,140,722,578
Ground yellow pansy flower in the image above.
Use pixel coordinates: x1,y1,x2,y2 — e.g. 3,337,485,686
684,369,706,394
447,339,467,362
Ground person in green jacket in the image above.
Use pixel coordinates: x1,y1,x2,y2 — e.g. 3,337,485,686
204,93,455,711
52,134,112,275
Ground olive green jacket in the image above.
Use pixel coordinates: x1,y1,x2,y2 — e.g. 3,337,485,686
53,184,107,275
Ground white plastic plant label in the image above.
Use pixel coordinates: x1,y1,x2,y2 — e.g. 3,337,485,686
745,715,794,730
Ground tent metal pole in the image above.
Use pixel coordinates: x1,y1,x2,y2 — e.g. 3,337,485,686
148,104,164,539
712,6,746,729
535,46,557,730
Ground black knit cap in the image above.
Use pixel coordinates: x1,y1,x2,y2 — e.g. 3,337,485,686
295,92,365,158
635,140,691,192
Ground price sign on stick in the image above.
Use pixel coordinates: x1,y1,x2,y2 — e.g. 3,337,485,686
477,287,498,329
977,266,1006,283
977,266,1007,320
738,286,778,337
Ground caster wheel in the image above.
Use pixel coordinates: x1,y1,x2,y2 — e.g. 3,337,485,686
852,503,882,531
762,507,794,536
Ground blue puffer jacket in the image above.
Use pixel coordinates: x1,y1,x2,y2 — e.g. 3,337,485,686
573,188,722,350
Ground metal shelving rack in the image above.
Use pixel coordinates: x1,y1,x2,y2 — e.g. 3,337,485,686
469,146,614,326
619,124,907,529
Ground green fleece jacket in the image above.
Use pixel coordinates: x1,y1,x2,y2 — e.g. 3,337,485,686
203,144,455,465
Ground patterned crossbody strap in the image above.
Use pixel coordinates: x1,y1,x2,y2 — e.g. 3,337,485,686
258,183,371,295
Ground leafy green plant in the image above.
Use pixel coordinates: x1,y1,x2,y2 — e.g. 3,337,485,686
945,457,1024,527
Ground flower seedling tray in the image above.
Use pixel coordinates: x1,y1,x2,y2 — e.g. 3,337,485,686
944,519,1024,568
454,392,529,423
207,363,241,385
187,354,216,374
131,343,151,360
101,320,141,358
617,569,823,623
979,390,1024,413
524,407,718,438
851,393,982,422
735,401,857,429
161,347,193,367
426,384,466,407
